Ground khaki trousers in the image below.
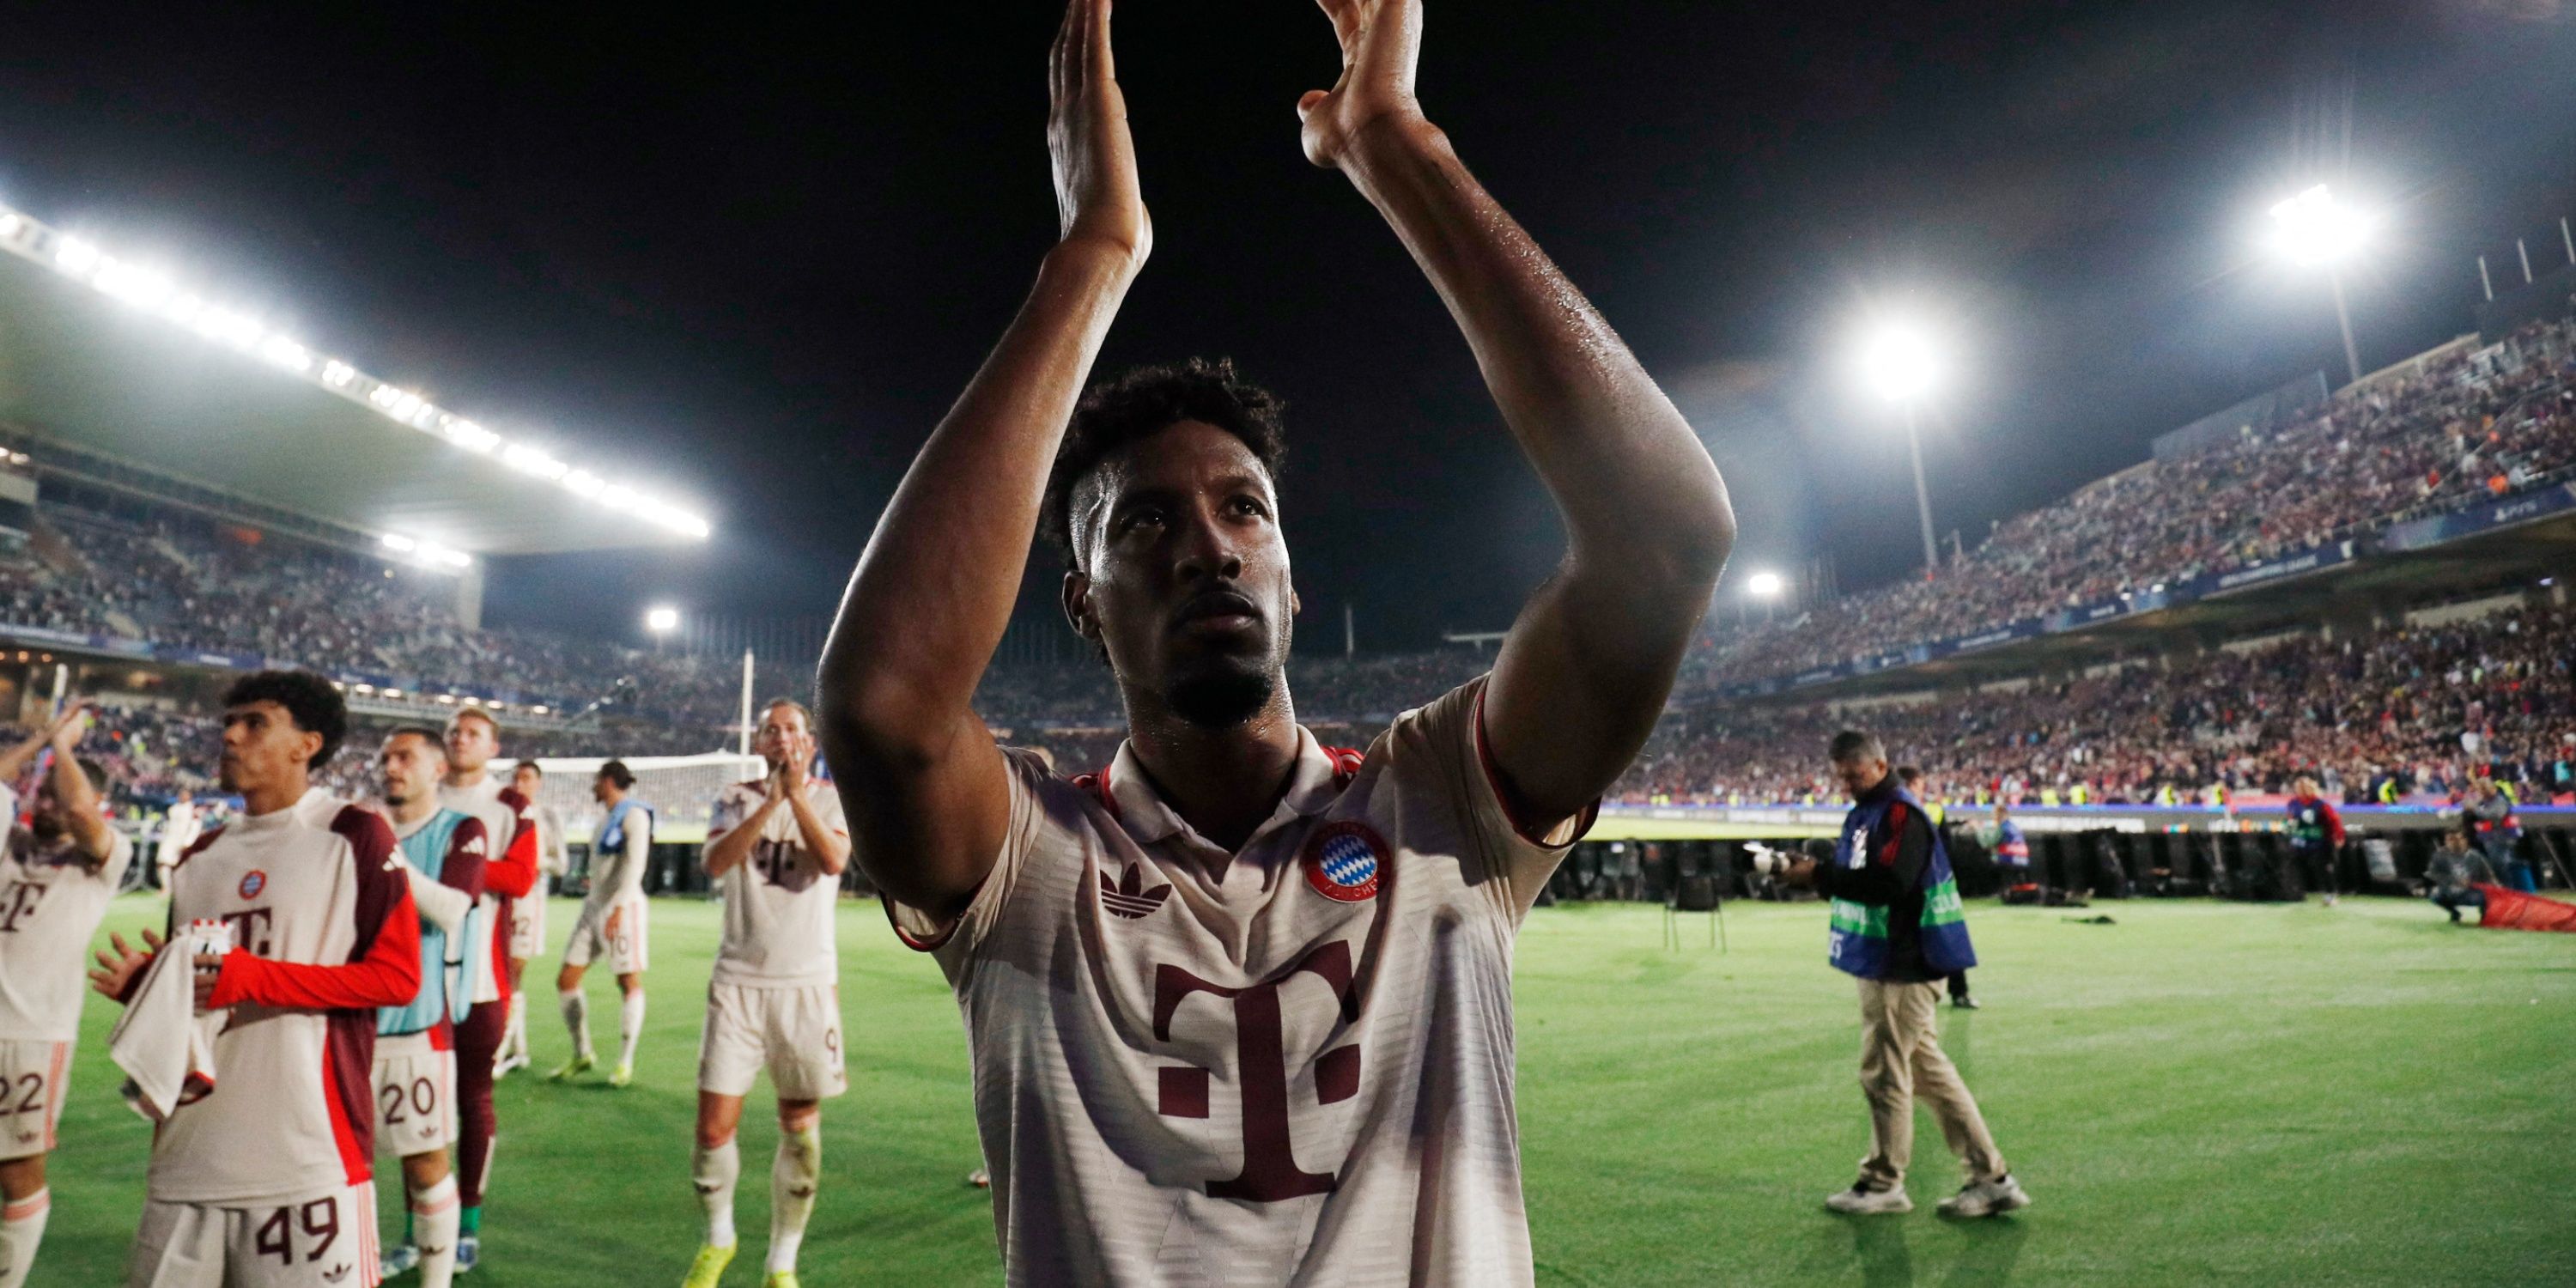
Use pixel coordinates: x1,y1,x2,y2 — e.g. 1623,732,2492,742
1855,978,2007,1189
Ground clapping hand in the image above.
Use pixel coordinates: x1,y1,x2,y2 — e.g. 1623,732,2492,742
1049,0,1150,264
1297,0,1428,169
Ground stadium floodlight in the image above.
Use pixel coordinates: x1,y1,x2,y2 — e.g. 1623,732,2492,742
380,533,418,553
1854,316,1947,574
1858,323,1941,406
52,237,100,278
2264,184,2370,386
0,201,715,540
646,605,681,635
2266,185,2367,266
1746,570,1785,598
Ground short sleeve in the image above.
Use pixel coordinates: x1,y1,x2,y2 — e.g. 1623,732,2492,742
707,787,746,841
94,826,137,886
808,783,849,835
1383,675,1596,927
882,747,1054,970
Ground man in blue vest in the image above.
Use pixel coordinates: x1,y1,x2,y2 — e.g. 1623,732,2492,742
1783,730,2027,1218
372,726,491,1288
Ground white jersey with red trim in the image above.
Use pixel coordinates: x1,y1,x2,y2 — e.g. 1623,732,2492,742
151,787,417,1205
888,677,1591,1287
708,779,848,987
439,772,535,1004
0,783,137,1041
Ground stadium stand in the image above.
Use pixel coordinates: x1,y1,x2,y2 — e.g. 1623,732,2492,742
1679,315,2576,690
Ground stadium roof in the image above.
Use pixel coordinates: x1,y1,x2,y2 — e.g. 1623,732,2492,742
0,203,711,558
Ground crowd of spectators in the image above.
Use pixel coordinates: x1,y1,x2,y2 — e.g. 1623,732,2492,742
1624,602,2576,808
4,315,2574,818
1679,317,2576,686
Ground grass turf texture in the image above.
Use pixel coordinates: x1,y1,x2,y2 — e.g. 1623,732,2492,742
39,893,2574,1285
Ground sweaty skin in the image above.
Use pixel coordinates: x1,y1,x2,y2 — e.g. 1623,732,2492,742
819,0,1732,920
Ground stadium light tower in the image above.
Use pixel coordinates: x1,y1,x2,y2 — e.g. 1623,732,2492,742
1857,321,1944,576
2266,184,2370,386
646,604,680,653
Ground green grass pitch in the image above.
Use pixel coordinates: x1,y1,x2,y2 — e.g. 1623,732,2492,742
35,892,2575,1285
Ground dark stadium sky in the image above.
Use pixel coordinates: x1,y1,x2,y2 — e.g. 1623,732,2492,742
3,1,2573,663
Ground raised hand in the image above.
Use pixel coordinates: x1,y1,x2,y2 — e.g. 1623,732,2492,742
779,732,814,795
89,927,164,1000
1049,0,1150,263
46,700,92,752
1297,0,1427,169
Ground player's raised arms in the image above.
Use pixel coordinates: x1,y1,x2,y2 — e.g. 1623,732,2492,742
818,0,1145,920
1294,0,1735,820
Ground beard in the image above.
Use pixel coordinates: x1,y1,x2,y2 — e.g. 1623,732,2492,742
1165,656,1278,730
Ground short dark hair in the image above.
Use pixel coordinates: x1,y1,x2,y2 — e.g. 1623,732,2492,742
1828,729,1884,764
385,726,448,758
513,759,544,776
1895,764,1923,786
597,760,636,790
222,670,349,769
1042,357,1288,572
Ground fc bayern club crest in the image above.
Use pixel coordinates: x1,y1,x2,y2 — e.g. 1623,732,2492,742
1302,821,1385,902
239,870,267,900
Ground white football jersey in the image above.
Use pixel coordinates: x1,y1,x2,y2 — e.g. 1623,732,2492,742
440,771,535,1003
708,779,848,987
0,784,137,1041
151,787,416,1205
890,678,1589,1287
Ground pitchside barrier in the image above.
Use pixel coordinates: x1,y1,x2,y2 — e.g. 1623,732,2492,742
1562,805,2576,905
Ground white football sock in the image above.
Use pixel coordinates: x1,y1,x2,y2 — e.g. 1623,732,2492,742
617,990,646,1069
559,987,592,1060
769,1124,821,1273
692,1139,740,1249
0,1188,50,1288
503,989,527,1060
410,1176,459,1288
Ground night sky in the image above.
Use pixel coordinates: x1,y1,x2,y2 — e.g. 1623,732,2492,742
3,1,2573,656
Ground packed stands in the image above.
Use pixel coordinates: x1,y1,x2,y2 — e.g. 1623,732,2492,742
1624,601,2575,807
6,313,2576,823
1680,316,2576,687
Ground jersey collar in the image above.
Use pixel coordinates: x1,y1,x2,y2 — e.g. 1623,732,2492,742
1103,725,1345,852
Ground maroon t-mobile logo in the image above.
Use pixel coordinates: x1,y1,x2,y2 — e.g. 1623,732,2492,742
1152,940,1363,1202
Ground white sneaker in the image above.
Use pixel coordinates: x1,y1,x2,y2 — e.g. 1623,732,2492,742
1825,1182,1912,1214
1937,1174,2031,1218
495,1051,529,1077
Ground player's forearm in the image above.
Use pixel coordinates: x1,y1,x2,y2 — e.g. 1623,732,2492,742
613,832,652,901
211,907,422,1010
784,792,851,875
1337,119,1734,580
0,730,47,784
702,811,767,878
819,241,1139,756
405,867,476,936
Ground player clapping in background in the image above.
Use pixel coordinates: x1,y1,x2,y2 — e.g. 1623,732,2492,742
554,761,652,1086
495,758,568,1076
91,671,421,1288
0,702,131,1288
368,729,489,1288
434,708,538,1273
683,701,850,1288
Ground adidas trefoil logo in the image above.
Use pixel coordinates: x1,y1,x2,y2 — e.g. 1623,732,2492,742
1100,862,1173,920
323,1265,351,1283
